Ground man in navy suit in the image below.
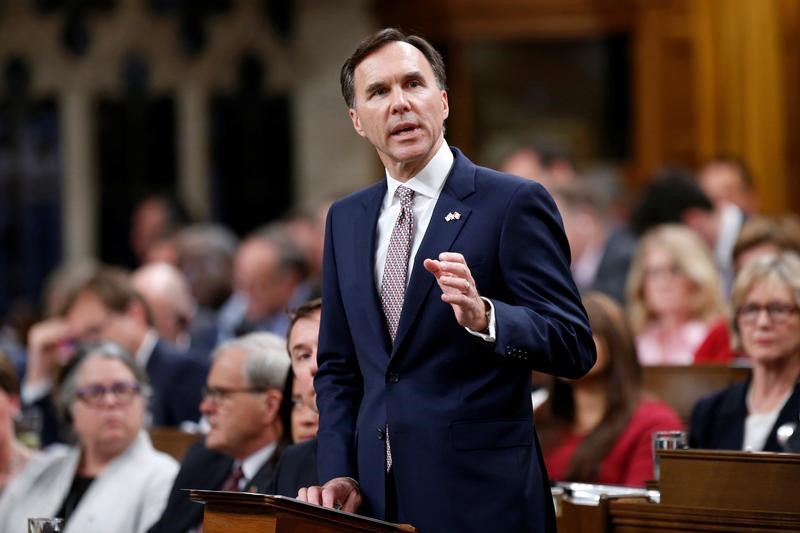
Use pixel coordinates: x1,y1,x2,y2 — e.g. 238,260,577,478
298,29,596,532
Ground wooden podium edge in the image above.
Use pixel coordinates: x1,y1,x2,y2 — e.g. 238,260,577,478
188,489,417,532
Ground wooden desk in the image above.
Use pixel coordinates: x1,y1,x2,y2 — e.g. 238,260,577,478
190,490,417,533
609,497,800,532
557,450,800,533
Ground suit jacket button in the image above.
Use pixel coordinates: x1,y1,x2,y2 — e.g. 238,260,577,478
377,428,385,440
388,372,399,383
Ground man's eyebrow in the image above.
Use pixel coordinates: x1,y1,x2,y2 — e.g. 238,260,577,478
364,81,386,95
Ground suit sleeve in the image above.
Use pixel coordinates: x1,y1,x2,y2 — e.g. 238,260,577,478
491,180,596,378
314,206,364,485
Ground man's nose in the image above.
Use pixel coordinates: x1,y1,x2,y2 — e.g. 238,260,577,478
389,89,410,113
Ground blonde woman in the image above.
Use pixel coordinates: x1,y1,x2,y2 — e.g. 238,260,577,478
690,253,800,451
626,224,732,365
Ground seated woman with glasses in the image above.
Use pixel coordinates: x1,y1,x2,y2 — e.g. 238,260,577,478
690,252,800,452
0,342,178,532
626,224,733,365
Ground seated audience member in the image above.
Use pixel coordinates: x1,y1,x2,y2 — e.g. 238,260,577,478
148,332,289,533
278,368,318,444
25,267,209,445
632,168,744,293
0,342,178,532
698,156,758,216
551,181,636,304
731,214,800,274
218,224,309,341
690,253,800,452
626,224,732,365
132,262,198,352
0,351,32,492
173,224,239,349
541,292,683,487
499,140,578,192
268,298,322,497
130,193,188,267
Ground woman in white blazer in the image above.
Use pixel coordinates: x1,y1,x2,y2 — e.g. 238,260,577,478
0,342,178,533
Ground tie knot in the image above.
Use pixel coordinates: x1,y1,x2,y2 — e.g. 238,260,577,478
396,186,415,208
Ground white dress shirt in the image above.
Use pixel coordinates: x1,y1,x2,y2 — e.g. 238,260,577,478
374,140,495,341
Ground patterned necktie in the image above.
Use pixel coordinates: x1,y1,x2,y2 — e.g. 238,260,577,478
380,185,415,474
220,463,244,492
380,185,416,340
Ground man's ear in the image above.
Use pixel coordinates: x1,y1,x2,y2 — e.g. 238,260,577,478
441,90,449,120
263,389,282,422
349,108,367,138
127,300,149,328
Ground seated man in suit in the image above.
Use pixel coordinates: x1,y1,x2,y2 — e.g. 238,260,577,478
268,298,322,496
149,332,290,533
24,267,209,444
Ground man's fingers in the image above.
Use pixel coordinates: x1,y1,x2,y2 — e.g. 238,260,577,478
296,487,309,502
321,485,337,508
305,485,323,505
423,258,441,275
438,251,466,263
342,489,362,513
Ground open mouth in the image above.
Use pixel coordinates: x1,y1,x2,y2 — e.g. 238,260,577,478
391,124,419,136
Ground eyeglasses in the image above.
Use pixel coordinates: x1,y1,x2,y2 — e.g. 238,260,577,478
201,386,268,404
644,264,683,280
76,381,141,407
737,302,800,325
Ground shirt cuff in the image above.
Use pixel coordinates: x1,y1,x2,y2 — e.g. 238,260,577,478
21,378,53,405
465,297,496,343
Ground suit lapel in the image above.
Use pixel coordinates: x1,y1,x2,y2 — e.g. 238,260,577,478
354,183,392,349
393,151,475,353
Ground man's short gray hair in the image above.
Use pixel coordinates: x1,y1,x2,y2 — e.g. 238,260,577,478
212,332,290,390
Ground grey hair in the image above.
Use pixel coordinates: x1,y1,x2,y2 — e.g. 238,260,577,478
57,341,151,419
212,332,290,391
730,251,800,351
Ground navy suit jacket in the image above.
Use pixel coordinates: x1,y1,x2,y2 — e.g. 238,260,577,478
146,340,209,427
148,440,281,533
267,438,318,497
689,379,800,452
315,148,596,532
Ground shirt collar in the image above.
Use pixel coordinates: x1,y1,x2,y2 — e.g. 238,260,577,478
136,329,159,369
384,139,453,206
241,441,278,484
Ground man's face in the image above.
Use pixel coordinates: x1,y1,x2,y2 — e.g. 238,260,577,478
65,292,142,355
287,309,321,412
348,41,449,180
234,240,292,321
200,347,274,457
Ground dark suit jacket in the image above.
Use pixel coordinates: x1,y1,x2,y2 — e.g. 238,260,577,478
267,438,318,497
315,148,596,532
148,440,281,533
146,340,209,427
689,379,800,452
589,225,636,304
